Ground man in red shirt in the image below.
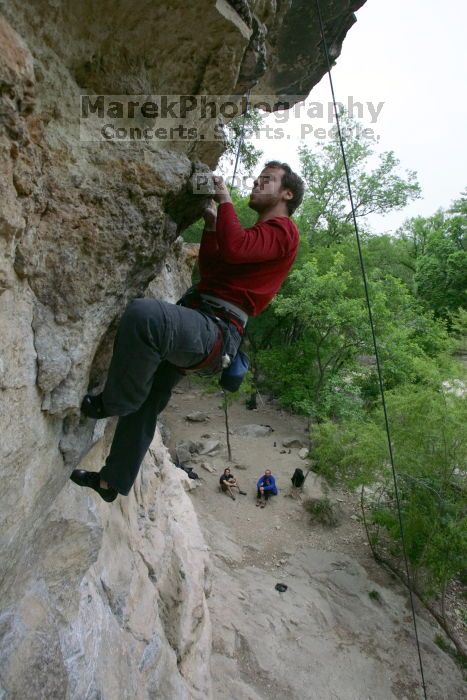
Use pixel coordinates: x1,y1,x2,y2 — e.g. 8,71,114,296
71,161,304,501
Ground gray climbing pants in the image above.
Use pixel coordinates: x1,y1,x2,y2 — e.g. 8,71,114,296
99,298,241,495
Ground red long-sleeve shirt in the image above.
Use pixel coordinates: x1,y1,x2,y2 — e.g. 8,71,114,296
196,202,299,316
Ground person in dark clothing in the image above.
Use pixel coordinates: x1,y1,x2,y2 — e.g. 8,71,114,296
219,467,246,500
70,162,304,502
291,467,305,488
256,469,278,508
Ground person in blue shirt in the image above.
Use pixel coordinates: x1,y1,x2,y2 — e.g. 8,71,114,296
256,469,278,508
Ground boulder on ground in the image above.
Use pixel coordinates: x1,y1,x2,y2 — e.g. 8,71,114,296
186,411,209,422
282,437,306,449
298,448,309,459
236,424,273,438
198,439,221,455
200,462,216,473
176,439,199,463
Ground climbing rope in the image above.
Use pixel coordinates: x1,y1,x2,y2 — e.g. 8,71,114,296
313,1,428,697
226,25,428,695
229,88,251,193
221,89,252,440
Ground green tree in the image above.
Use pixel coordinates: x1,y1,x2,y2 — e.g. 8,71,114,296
262,253,370,411
397,191,467,321
221,109,264,181
311,385,467,606
448,188,467,217
414,222,466,321
254,242,450,418
297,113,421,244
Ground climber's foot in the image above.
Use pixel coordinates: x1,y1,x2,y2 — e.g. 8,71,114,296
70,469,118,502
81,393,110,420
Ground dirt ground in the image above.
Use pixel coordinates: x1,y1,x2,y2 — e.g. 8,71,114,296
162,380,466,700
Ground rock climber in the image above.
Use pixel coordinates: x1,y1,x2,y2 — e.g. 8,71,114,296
256,469,278,507
219,467,247,500
70,161,304,502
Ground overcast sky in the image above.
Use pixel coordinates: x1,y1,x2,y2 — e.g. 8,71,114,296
234,0,467,234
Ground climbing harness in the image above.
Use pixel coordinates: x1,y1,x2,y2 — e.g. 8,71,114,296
199,292,248,328
177,286,247,333
314,1,428,697
174,288,246,378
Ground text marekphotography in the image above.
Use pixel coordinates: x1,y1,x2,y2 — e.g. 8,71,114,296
79,94,385,143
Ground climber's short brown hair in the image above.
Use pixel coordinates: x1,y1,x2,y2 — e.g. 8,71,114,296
264,160,305,215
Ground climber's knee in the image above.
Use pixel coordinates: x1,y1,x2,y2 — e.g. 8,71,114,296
122,298,165,333
125,297,158,320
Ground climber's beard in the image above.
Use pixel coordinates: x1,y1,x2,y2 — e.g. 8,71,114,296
248,189,282,213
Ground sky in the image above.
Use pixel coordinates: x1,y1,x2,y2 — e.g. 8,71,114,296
229,0,467,234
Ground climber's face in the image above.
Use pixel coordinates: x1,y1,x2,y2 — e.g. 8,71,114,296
248,166,292,213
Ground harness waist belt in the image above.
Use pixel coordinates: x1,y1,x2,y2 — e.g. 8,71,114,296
199,293,249,327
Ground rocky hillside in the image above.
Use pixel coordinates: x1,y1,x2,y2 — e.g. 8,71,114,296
0,2,365,697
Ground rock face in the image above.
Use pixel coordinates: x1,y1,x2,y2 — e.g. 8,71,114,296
0,1,365,697
1,432,213,699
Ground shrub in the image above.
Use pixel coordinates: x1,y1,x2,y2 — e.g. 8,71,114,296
303,496,340,527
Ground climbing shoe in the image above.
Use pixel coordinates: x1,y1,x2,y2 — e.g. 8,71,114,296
81,393,110,419
70,469,118,502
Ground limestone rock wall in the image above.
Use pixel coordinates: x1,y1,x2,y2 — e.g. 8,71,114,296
1,431,213,699
0,1,365,697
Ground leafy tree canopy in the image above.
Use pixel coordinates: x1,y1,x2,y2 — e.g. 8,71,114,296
296,113,421,245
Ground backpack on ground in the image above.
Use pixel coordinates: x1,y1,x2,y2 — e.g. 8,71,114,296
291,468,305,488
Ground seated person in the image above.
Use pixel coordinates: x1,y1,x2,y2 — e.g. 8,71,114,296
291,467,305,489
219,468,246,500
256,469,278,507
